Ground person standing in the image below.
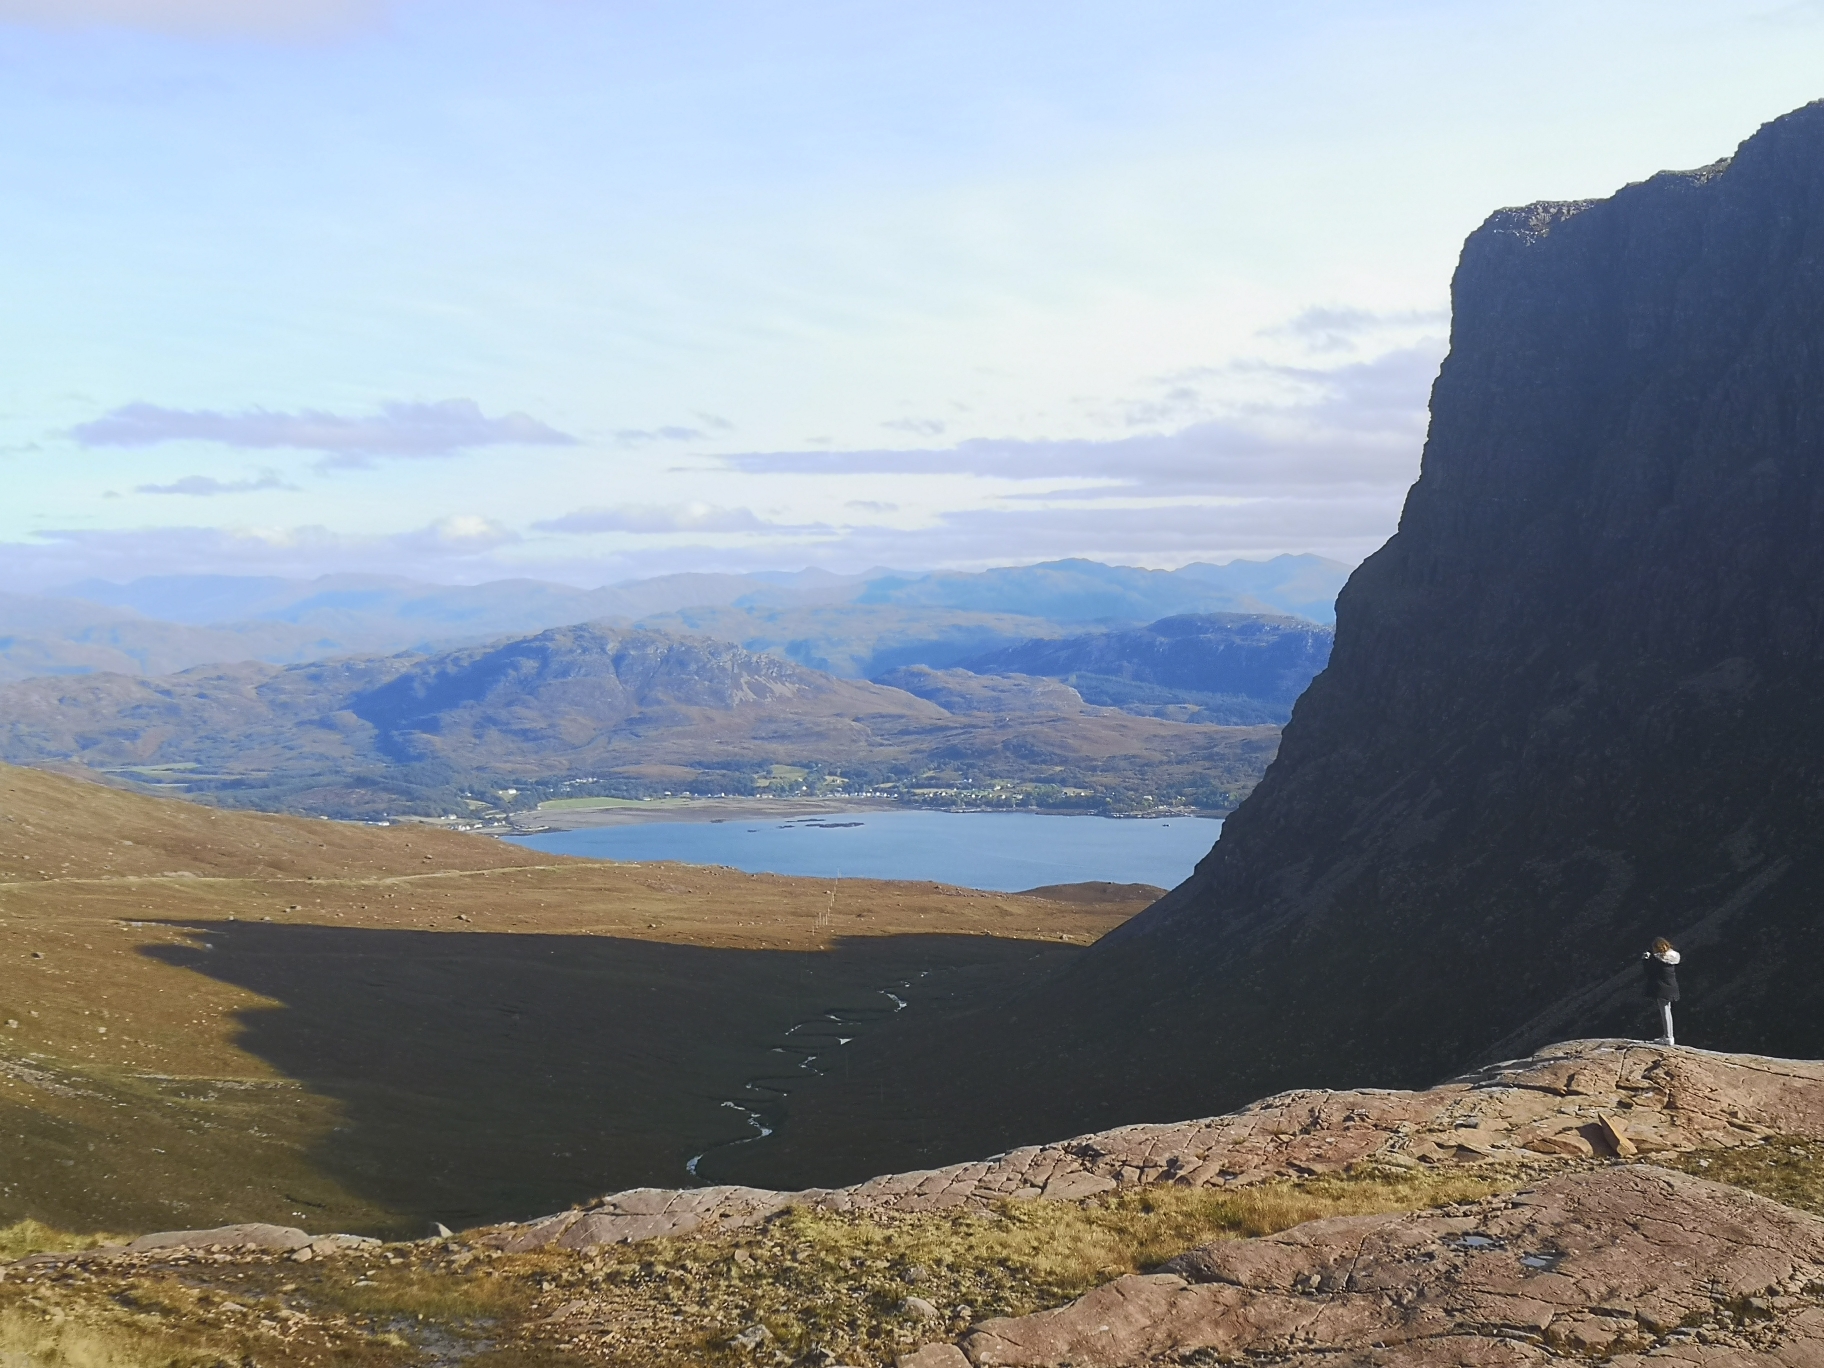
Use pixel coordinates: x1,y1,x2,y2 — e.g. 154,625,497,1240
1642,937,1680,1045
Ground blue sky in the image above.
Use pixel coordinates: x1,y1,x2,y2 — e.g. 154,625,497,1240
3,0,1821,588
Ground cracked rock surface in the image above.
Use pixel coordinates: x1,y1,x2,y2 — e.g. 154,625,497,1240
962,1165,1824,1367
481,1041,1824,1251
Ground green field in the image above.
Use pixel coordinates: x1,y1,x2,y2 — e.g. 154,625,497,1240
536,796,683,811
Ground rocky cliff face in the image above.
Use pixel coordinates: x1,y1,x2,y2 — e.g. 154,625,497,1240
727,102,1824,1181
1124,101,1824,1081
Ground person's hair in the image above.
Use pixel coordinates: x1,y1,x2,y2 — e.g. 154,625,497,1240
1652,937,1674,955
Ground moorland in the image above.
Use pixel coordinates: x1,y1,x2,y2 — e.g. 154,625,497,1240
0,761,1150,1240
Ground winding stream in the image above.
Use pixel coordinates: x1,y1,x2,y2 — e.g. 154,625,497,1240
685,977,922,1179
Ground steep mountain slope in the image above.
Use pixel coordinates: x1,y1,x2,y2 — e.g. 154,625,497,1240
736,100,1824,1177
953,612,1333,724
0,623,1278,816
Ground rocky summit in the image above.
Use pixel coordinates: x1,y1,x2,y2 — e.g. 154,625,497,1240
739,100,1824,1173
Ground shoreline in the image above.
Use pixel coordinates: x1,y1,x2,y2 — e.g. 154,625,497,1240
500,796,1218,833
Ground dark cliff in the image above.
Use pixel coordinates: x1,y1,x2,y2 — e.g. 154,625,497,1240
715,101,1824,1188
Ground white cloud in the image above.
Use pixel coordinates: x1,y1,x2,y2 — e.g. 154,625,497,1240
392,514,519,555
134,471,295,496
728,345,1440,501
72,399,576,464
1263,306,1449,354
0,343,1441,587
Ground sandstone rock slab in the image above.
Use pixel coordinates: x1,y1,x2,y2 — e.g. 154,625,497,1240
961,1165,1824,1366
480,1042,1824,1253
122,1223,314,1253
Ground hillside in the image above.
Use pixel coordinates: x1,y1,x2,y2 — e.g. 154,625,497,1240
0,761,1145,1242
729,100,1824,1175
951,611,1333,725
0,622,1278,816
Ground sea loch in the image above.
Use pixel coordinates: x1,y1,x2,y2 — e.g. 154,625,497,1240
505,809,1220,892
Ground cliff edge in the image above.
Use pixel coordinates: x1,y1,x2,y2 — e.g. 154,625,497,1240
719,100,1824,1183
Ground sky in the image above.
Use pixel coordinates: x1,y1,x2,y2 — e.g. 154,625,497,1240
2,0,1822,590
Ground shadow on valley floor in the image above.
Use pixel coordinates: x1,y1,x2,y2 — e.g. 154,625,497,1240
147,926,1077,1237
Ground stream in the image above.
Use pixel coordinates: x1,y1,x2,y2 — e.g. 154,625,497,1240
685,974,926,1179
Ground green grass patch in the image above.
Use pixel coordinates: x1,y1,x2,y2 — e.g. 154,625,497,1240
0,1218,118,1260
1670,1135,1824,1216
536,796,666,811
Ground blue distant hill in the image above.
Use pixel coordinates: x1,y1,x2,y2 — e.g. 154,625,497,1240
7,555,1352,683
856,555,1347,626
887,611,1335,726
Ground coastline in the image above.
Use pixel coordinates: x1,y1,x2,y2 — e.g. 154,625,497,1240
502,796,1216,833
503,795,906,832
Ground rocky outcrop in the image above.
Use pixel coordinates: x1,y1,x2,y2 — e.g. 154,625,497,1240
481,1042,1824,1251
961,1165,1824,1367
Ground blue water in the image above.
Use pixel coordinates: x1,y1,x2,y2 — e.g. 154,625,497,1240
505,810,1221,893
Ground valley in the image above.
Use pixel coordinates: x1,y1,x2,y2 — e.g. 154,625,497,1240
0,763,1147,1240
7,76,1824,1368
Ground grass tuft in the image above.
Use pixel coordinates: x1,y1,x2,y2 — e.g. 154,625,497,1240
538,1166,1526,1364
0,1219,118,1260
1669,1135,1824,1216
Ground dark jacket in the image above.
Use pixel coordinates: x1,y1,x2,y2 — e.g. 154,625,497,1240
1642,950,1680,1003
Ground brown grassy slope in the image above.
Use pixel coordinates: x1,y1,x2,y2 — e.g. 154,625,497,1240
0,759,531,882
0,764,1143,1238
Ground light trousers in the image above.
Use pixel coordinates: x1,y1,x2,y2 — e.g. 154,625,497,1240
1658,1000,1675,1046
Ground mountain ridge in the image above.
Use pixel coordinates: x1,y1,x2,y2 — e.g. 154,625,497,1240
0,620,1279,817
0,556,1349,684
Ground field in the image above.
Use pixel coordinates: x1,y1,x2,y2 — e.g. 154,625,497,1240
0,763,1150,1240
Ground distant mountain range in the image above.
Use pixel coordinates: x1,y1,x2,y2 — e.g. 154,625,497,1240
946,612,1333,726
0,622,1280,819
0,555,1349,684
